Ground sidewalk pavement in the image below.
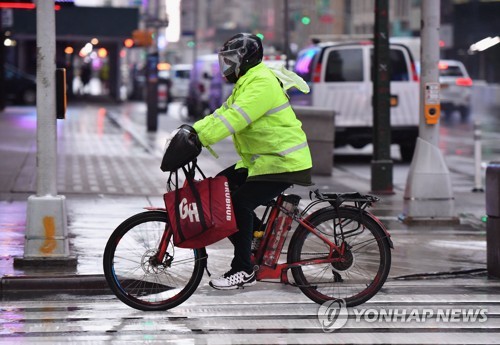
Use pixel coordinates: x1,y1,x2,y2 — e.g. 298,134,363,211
0,101,492,297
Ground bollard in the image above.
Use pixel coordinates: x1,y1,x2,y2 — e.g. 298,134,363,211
485,162,500,278
293,106,336,176
472,120,484,192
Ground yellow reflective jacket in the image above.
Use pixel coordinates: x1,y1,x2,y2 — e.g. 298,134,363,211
193,62,312,177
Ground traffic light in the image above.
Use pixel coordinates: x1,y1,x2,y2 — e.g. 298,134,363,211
301,16,311,25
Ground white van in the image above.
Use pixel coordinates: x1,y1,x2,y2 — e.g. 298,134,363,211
169,64,192,100
290,41,420,161
186,54,219,120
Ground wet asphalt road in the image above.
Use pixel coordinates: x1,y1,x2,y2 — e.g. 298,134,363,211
1,100,499,344
1,277,500,344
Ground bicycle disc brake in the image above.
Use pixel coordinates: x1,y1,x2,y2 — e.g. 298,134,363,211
142,249,171,274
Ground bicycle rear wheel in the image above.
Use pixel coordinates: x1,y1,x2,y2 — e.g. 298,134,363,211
103,211,207,311
288,207,391,307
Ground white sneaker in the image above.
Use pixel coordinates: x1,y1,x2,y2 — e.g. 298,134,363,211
209,269,256,290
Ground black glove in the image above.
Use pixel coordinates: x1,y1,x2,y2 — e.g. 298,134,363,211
160,124,202,172
178,124,201,151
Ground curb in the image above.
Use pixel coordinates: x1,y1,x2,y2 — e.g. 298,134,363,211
1,274,110,297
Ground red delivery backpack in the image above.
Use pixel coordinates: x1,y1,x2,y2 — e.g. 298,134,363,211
163,165,238,248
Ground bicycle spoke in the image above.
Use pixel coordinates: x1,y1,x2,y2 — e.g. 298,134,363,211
103,211,206,310
289,207,391,307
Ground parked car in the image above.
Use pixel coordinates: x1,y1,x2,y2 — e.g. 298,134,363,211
390,37,474,122
438,59,473,120
290,40,420,161
169,64,192,100
4,64,36,105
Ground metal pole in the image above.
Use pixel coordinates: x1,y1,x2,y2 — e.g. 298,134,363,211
16,0,75,265
146,0,159,132
36,0,57,196
0,12,5,111
284,0,290,70
193,0,198,67
371,0,393,194
473,120,484,192
403,0,456,223
419,0,440,146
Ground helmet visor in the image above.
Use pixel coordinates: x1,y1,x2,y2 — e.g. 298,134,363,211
218,49,241,77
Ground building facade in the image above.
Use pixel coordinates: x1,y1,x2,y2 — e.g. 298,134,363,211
175,0,346,62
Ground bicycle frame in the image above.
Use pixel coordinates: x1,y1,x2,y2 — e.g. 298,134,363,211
106,155,392,310
144,196,344,280
252,189,394,285
253,194,347,283
144,189,391,285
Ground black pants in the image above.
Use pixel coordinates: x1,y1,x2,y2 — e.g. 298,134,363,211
217,165,291,272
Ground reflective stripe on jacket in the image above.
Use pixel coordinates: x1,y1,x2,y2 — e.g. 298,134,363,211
193,62,312,177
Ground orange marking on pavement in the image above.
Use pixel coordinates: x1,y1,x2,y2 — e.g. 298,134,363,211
40,216,57,254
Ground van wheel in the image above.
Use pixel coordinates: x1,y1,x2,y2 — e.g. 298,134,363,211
399,142,415,162
459,106,470,122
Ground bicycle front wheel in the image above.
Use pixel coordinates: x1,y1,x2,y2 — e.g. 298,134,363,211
103,211,207,311
288,207,391,307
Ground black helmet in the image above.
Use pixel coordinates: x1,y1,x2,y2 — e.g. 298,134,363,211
218,33,263,83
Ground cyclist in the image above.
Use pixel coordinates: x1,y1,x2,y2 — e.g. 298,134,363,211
192,33,312,290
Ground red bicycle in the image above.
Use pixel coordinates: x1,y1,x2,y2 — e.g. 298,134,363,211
103,164,393,311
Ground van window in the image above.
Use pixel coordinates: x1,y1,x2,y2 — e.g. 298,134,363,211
294,47,320,82
324,48,363,82
370,48,410,81
174,70,190,79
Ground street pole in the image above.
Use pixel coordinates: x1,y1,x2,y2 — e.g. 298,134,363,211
15,0,76,266
284,0,290,70
403,0,457,223
371,0,393,194
192,0,198,77
0,12,5,111
146,0,160,132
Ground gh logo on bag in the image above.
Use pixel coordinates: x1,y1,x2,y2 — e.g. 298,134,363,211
179,198,200,222
164,175,238,248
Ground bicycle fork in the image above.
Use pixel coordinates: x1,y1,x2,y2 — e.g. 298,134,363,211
151,225,173,267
